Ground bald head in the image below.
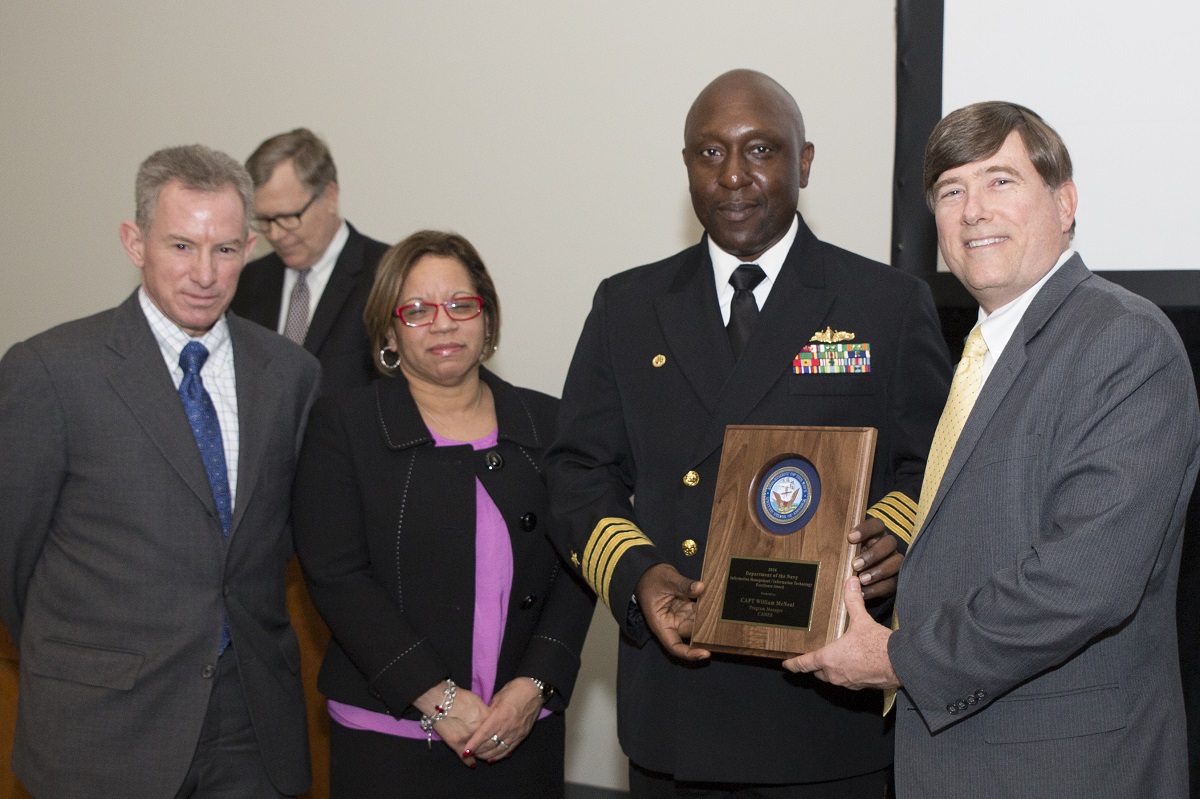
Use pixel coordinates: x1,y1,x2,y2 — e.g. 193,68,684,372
682,69,813,261
685,69,807,146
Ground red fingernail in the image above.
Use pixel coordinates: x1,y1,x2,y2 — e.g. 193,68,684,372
462,750,471,758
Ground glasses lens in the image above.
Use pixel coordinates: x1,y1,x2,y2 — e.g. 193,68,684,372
445,297,483,320
398,302,434,326
275,213,303,231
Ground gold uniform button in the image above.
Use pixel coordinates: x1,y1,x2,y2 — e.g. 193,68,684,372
681,539,698,557
683,470,700,487
652,354,666,368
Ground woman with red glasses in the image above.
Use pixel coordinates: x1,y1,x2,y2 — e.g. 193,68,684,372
292,230,594,798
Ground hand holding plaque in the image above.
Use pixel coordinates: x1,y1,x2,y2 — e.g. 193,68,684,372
691,426,876,659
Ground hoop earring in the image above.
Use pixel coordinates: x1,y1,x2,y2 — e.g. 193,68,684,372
379,347,401,371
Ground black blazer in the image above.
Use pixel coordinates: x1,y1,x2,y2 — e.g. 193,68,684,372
292,368,594,719
230,222,389,392
548,215,952,784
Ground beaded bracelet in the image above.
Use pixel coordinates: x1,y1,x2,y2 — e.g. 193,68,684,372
419,679,457,749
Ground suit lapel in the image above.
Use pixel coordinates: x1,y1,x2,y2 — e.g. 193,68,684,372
690,218,835,465
228,317,281,538
247,256,286,329
910,255,1092,553
653,244,733,416
304,224,365,356
105,294,220,525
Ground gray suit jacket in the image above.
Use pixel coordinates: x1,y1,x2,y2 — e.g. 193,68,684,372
890,255,1200,798
0,292,321,798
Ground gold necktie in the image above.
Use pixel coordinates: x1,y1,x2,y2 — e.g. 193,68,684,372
885,326,987,715
911,326,989,539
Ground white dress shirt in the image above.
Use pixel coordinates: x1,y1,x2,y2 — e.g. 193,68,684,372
276,220,350,336
709,214,800,325
976,249,1075,385
139,289,240,507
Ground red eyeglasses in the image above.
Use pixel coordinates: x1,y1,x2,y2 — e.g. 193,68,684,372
393,296,484,327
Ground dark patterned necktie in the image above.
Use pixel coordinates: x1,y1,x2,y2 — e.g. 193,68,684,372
178,341,232,652
283,269,311,344
727,264,766,359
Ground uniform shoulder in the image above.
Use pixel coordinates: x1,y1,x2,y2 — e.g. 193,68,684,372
816,240,924,289
598,242,706,296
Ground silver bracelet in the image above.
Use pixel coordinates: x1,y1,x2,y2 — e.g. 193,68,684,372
419,679,457,749
529,676,556,702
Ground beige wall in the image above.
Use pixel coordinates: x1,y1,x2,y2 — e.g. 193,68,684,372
0,1,896,790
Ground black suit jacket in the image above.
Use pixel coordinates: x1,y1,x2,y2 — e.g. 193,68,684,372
547,215,951,783
292,368,595,719
230,222,389,392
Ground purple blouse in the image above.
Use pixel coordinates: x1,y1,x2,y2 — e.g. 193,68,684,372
327,427,547,739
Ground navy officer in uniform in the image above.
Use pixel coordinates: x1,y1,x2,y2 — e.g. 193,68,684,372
547,69,951,797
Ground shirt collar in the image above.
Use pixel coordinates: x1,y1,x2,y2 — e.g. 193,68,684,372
298,220,349,279
137,287,232,370
709,214,799,297
977,248,1075,371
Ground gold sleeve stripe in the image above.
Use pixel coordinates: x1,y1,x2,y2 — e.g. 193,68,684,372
582,517,654,609
866,491,917,545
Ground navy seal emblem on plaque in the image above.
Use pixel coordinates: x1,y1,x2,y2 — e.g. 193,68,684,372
756,458,821,535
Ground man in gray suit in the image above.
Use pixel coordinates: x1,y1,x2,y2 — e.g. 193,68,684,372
0,145,320,797
788,102,1199,798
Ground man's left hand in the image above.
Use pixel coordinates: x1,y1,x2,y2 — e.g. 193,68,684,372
783,577,900,690
850,516,902,600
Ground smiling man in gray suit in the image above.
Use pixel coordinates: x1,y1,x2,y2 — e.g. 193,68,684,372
0,145,320,798
789,102,1199,798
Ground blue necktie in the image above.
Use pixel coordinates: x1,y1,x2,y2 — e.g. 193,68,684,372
178,341,232,651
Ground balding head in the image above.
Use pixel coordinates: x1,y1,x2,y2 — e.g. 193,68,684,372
682,69,813,261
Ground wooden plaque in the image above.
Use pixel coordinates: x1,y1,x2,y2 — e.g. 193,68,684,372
691,425,876,659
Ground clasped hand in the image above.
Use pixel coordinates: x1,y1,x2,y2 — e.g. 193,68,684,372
418,678,545,767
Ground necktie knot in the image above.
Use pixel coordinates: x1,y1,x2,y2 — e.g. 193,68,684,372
179,341,209,375
730,264,766,292
962,327,988,361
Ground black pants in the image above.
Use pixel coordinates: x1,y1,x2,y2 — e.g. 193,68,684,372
629,761,889,799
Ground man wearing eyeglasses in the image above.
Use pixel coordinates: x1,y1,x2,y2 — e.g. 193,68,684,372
230,128,389,392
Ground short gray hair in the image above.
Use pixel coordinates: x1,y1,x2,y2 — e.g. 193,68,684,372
135,144,254,232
